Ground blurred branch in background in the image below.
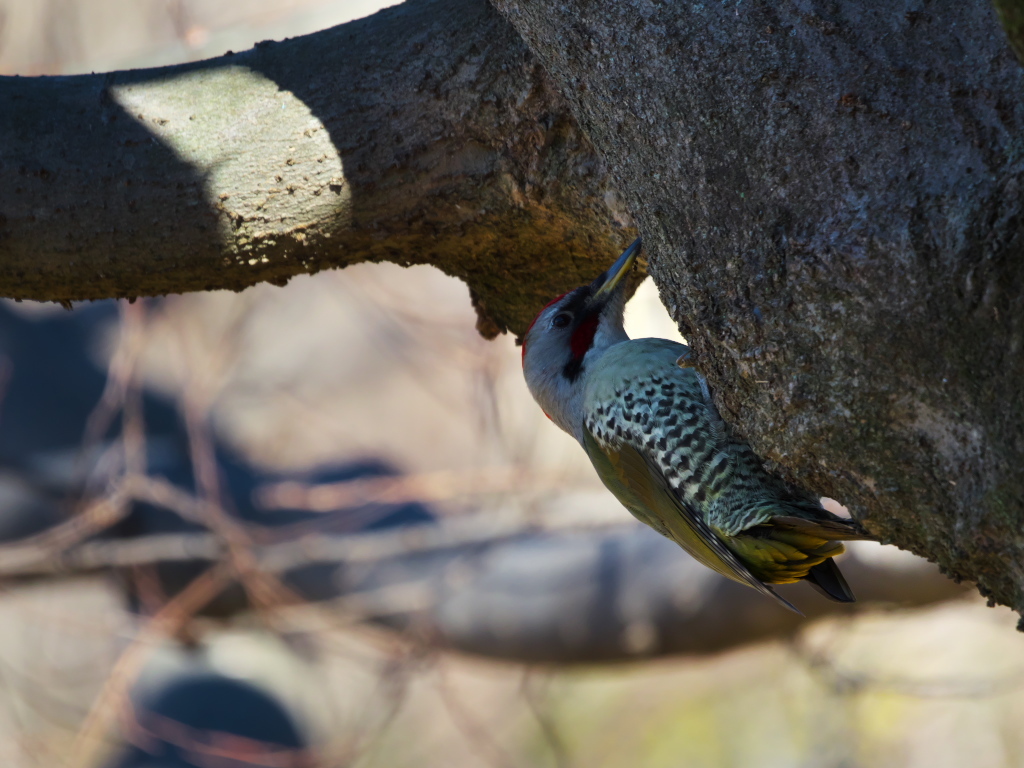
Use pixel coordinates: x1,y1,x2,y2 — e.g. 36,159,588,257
0,505,968,662
73,564,232,768
256,466,572,512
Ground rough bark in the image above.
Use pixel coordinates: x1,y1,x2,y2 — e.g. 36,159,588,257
491,1,1024,619
3,0,1024,620
0,0,630,335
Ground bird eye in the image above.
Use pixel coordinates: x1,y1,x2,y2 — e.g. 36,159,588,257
552,312,572,328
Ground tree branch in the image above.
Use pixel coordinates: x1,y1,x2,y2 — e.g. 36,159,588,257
0,0,630,335
4,0,1021,620
491,0,1024,617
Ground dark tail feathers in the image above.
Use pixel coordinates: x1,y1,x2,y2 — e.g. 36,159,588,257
804,558,856,602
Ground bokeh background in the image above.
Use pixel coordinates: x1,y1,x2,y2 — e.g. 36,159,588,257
0,2,1022,767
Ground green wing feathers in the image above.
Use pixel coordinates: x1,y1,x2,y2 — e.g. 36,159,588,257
582,421,876,609
772,514,875,542
583,425,801,613
725,514,868,587
578,340,873,608
725,528,845,585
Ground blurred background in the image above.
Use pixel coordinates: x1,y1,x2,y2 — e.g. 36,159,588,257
0,2,1022,767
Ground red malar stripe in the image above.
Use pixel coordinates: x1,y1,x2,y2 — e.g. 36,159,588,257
570,313,599,360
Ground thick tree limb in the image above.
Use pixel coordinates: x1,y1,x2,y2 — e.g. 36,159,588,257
492,0,1024,618
4,0,1023,619
0,0,629,335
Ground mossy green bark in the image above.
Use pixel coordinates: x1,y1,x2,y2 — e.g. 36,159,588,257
995,0,1024,64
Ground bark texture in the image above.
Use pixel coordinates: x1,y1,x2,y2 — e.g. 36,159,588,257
492,1,1024,618
0,0,631,335
3,0,1024,619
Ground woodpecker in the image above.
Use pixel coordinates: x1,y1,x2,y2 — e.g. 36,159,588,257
522,238,871,612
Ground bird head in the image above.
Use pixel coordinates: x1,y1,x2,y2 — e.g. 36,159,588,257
521,238,640,441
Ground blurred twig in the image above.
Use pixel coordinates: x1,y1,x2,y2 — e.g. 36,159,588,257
435,659,520,768
0,507,632,578
256,466,584,512
69,563,231,768
790,630,1024,699
75,300,148,494
172,296,309,617
521,670,568,768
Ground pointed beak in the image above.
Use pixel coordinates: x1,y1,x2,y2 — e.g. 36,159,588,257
591,238,641,299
